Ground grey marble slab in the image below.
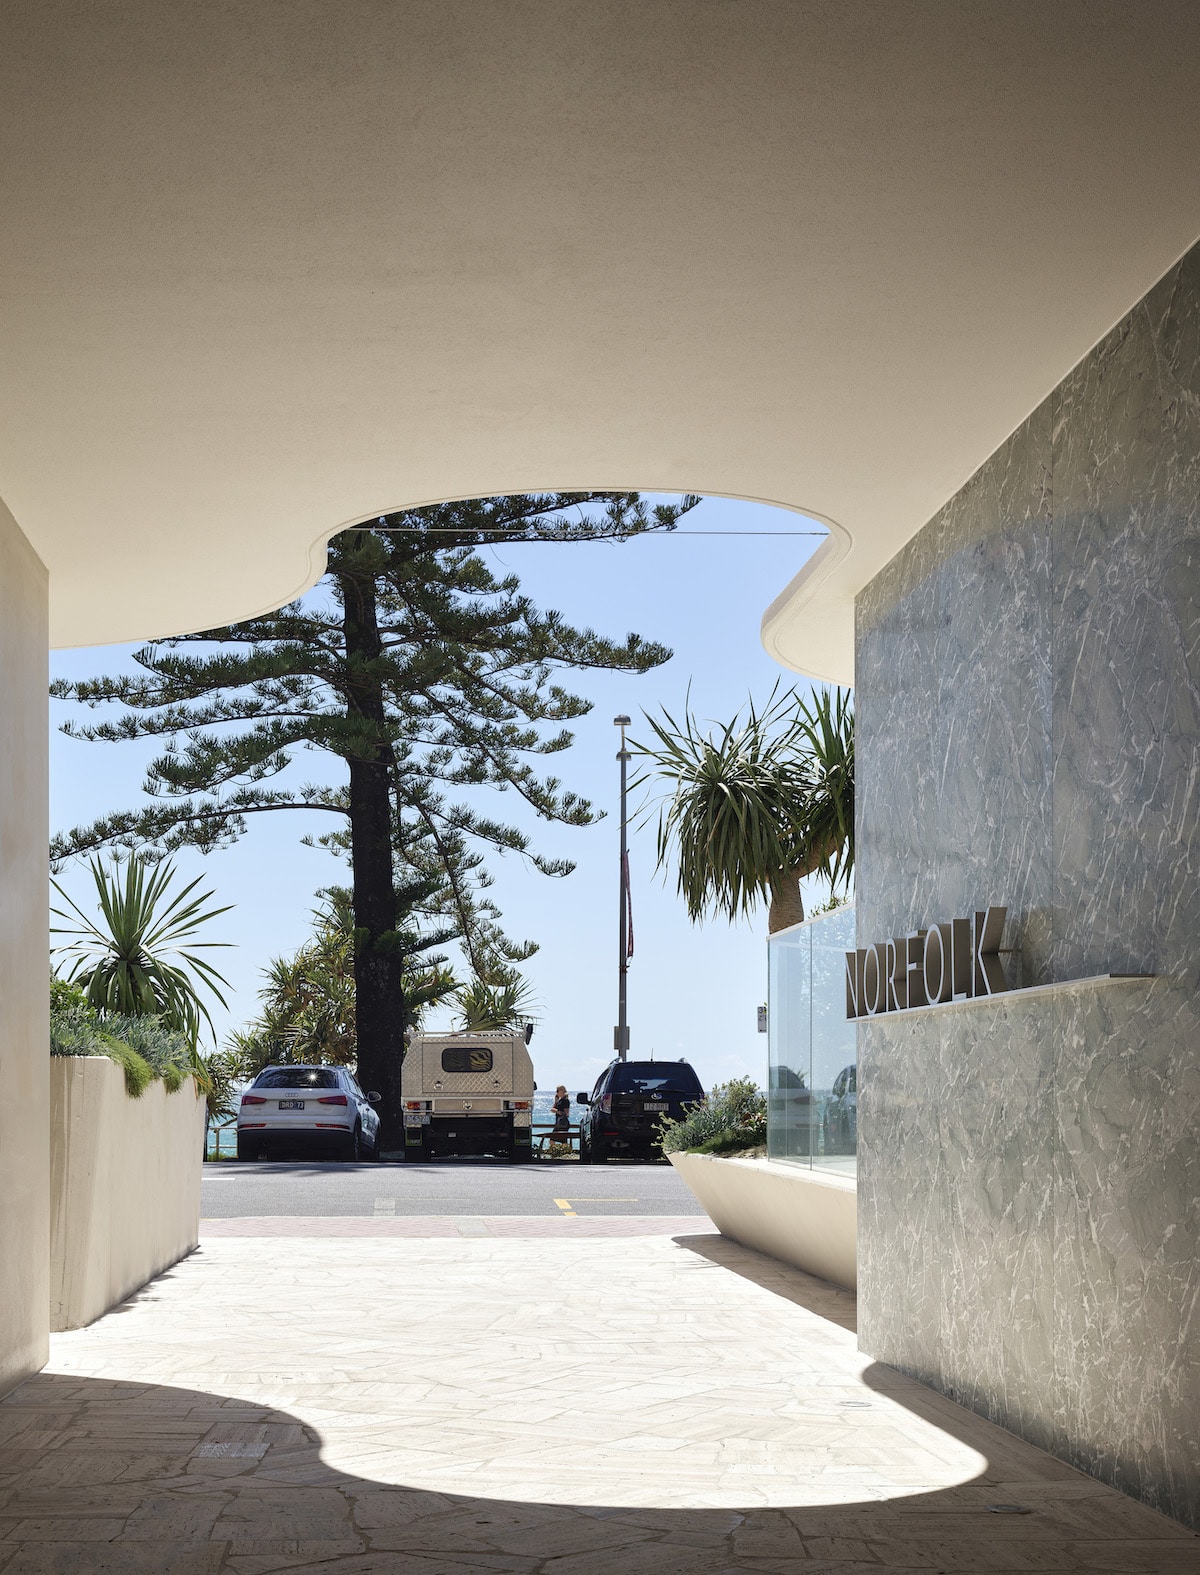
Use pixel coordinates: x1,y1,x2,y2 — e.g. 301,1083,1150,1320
855,241,1200,1529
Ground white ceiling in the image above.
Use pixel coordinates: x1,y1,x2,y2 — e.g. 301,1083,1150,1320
3,1,1199,678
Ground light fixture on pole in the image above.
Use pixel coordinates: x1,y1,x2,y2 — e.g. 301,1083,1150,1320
614,714,632,1060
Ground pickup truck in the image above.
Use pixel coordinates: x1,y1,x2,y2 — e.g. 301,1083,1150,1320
401,1028,535,1161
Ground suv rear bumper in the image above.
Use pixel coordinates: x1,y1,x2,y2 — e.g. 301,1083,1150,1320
238,1126,354,1155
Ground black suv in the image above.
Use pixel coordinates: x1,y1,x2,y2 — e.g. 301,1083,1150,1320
576,1059,705,1162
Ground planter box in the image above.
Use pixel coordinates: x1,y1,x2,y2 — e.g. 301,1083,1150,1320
669,1151,857,1290
49,1056,205,1331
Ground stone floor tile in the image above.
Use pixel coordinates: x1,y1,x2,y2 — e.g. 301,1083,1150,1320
0,1234,1194,1574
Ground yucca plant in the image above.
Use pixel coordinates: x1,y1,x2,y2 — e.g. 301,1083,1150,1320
635,686,853,934
51,857,232,1045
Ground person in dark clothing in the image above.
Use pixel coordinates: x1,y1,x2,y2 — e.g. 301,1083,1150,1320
553,1085,571,1134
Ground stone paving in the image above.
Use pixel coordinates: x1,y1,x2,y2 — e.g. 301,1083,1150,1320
0,1230,1196,1573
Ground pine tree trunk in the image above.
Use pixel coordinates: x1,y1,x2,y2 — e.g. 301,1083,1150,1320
341,558,407,1149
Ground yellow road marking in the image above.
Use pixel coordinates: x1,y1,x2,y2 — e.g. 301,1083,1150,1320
553,1196,638,1217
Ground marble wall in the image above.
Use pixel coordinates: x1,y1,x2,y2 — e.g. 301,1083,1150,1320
856,242,1200,1527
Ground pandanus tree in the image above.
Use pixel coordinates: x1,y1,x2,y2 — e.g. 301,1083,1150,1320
636,686,854,935
229,888,458,1076
51,492,694,1141
455,966,539,1032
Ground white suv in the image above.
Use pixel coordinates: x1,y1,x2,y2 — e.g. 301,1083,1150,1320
236,1064,382,1162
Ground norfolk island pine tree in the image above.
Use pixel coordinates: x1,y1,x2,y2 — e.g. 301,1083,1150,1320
51,492,696,1144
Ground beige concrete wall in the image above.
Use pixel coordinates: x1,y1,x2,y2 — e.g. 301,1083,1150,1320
49,1056,205,1331
669,1153,857,1291
0,499,49,1395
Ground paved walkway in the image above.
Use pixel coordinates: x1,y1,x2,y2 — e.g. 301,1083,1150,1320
1,1231,1196,1573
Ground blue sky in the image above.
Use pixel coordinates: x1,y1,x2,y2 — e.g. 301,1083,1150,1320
49,494,832,1095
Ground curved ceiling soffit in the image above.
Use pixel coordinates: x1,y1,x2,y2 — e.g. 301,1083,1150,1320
759,510,854,687
105,487,842,669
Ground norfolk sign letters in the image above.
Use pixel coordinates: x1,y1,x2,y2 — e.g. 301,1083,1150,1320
845,905,1009,1019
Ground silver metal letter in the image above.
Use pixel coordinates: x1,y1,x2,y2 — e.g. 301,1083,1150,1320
886,938,908,1011
864,942,888,1014
906,931,928,1008
973,906,1009,995
923,923,953,1004
845,951,860,1019
951,917,973,999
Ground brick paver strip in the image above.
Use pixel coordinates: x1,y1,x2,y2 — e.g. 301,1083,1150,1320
200,1213,720,1237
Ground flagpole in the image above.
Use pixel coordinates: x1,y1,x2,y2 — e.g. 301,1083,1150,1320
614,714,631,1061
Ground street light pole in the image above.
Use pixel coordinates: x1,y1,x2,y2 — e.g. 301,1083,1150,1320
614,714,632,1061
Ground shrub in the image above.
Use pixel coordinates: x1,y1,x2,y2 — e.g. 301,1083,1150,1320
658,1076,767,1155
49,985,191,1099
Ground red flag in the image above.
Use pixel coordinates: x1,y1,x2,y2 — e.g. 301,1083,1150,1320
623,850,634,960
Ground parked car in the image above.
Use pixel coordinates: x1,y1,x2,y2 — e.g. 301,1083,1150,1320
822,1063,857,1155
576,1059,705,1162
236,1064,382,1162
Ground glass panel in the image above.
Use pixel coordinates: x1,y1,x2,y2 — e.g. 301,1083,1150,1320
768,920,812,1165
611,1063,704,1097
254,1067,340,1089
441,1046,494,1073
810,904,857,1176
767,903,856,1177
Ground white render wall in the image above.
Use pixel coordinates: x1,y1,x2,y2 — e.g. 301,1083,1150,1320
50,1056,204,1331
668,1153,857,1291
0,498,49,1394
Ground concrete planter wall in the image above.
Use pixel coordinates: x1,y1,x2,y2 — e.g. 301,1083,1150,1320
50,1056,205,1331
669,1151,857,1290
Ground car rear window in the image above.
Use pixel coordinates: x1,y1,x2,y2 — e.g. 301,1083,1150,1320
611,1064,703,1097
254,1067,341,1089
441,1046,494,1073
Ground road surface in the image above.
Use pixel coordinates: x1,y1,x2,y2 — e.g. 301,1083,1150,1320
201,1156,705,1218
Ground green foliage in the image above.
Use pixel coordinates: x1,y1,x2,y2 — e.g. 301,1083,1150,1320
195,1046,245,1123
51,858,232,1045
455,965,537,1031
99,1036,156,1098
49,492,695,971
50,977,91,1015
634,685,853,934
658,1076,767,1155
229,889,458,1077
49,993,190,1099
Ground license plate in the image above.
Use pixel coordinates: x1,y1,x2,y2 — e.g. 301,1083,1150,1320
278,1099,305,1110
643,1102,667,1112
403,1112,425,1127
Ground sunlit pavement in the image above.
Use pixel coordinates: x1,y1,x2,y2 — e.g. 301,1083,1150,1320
1,1231,1196,1573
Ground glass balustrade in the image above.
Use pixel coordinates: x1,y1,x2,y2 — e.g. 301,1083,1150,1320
767,902,856,1176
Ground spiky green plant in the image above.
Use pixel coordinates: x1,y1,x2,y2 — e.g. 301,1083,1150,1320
51,857,232,1044
455,965,538,1031
635,686,853,934
229,888,458,1076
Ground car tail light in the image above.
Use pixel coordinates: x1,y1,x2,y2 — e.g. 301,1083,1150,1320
240,1122,267,1129
405,1101,423,1110
510,1101,531,1110
240,1094,267,1105
598,1095,612,1114
317,1094,348,1105
315,1121,349,1129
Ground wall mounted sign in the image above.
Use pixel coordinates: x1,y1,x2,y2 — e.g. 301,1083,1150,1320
845,905,1008,1019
